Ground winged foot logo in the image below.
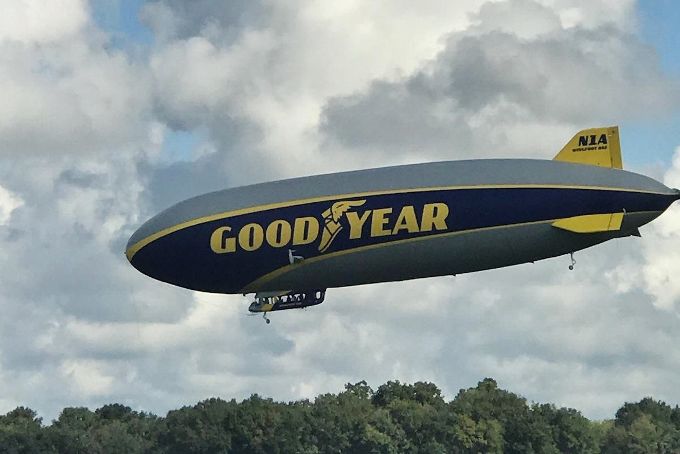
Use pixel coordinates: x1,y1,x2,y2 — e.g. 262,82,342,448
209,199,450,255
318,200,367,252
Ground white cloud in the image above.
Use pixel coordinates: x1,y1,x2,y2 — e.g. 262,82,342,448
472,0,564,39
0,0,88,44
664,147,680,189
319,0,677,164
61,359,115,397
0,185,23,225
0,39,151,157
637,147,680,311
539,0,636,30
145,0,487,183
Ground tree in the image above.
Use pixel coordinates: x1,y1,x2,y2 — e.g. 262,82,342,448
5,378,680,453
157,398,235,453
372,381,449,453
452,378,557,453
532,404,599,453
372,381,444,407
310,381,379,453
602,398,680,453
46,407,97,453
229,394,299,453
451,413,503,453
0,407,50,453
89,420,147,454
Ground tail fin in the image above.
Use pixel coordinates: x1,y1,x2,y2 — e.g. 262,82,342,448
553,126,622,169
553,212,623,233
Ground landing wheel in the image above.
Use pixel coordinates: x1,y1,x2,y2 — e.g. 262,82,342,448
265,318,271,324
569,265,574,270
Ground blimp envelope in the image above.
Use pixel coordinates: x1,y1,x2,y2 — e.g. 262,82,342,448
126,126,679,298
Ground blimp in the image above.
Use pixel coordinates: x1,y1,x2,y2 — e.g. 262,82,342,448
126,126,679,322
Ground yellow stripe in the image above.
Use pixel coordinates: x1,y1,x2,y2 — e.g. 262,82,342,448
126,184,667,261
240,210,659,292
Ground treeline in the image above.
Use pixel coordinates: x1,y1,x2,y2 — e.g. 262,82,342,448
1,378,679,453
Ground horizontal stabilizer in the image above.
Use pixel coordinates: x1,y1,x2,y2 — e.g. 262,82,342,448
552,213,624,233
553,126,622,169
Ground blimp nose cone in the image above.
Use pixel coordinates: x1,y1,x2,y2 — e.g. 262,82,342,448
125,201,189,276
126,195,202,265
126,228,140,262
124,196,244,294
126,211,162,262
126,227,146,263
125,207,191,289
125,217,159,270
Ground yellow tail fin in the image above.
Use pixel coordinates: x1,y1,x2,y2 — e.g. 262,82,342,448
553,126,622,169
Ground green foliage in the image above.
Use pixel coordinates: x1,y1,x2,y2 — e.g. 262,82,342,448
601,397,680,453
46,407,97,453
451,413,503,453
42,404,158,454
0,407,48,453
2,380,680,452
452,378,558,453
533,404,599,453
158,397,235,453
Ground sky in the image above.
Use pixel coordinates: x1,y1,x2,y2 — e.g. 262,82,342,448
2,0,680,422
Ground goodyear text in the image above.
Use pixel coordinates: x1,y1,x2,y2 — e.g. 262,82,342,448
210,202,449,254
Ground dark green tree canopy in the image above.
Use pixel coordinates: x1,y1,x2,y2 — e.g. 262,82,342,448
0,379,678,453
